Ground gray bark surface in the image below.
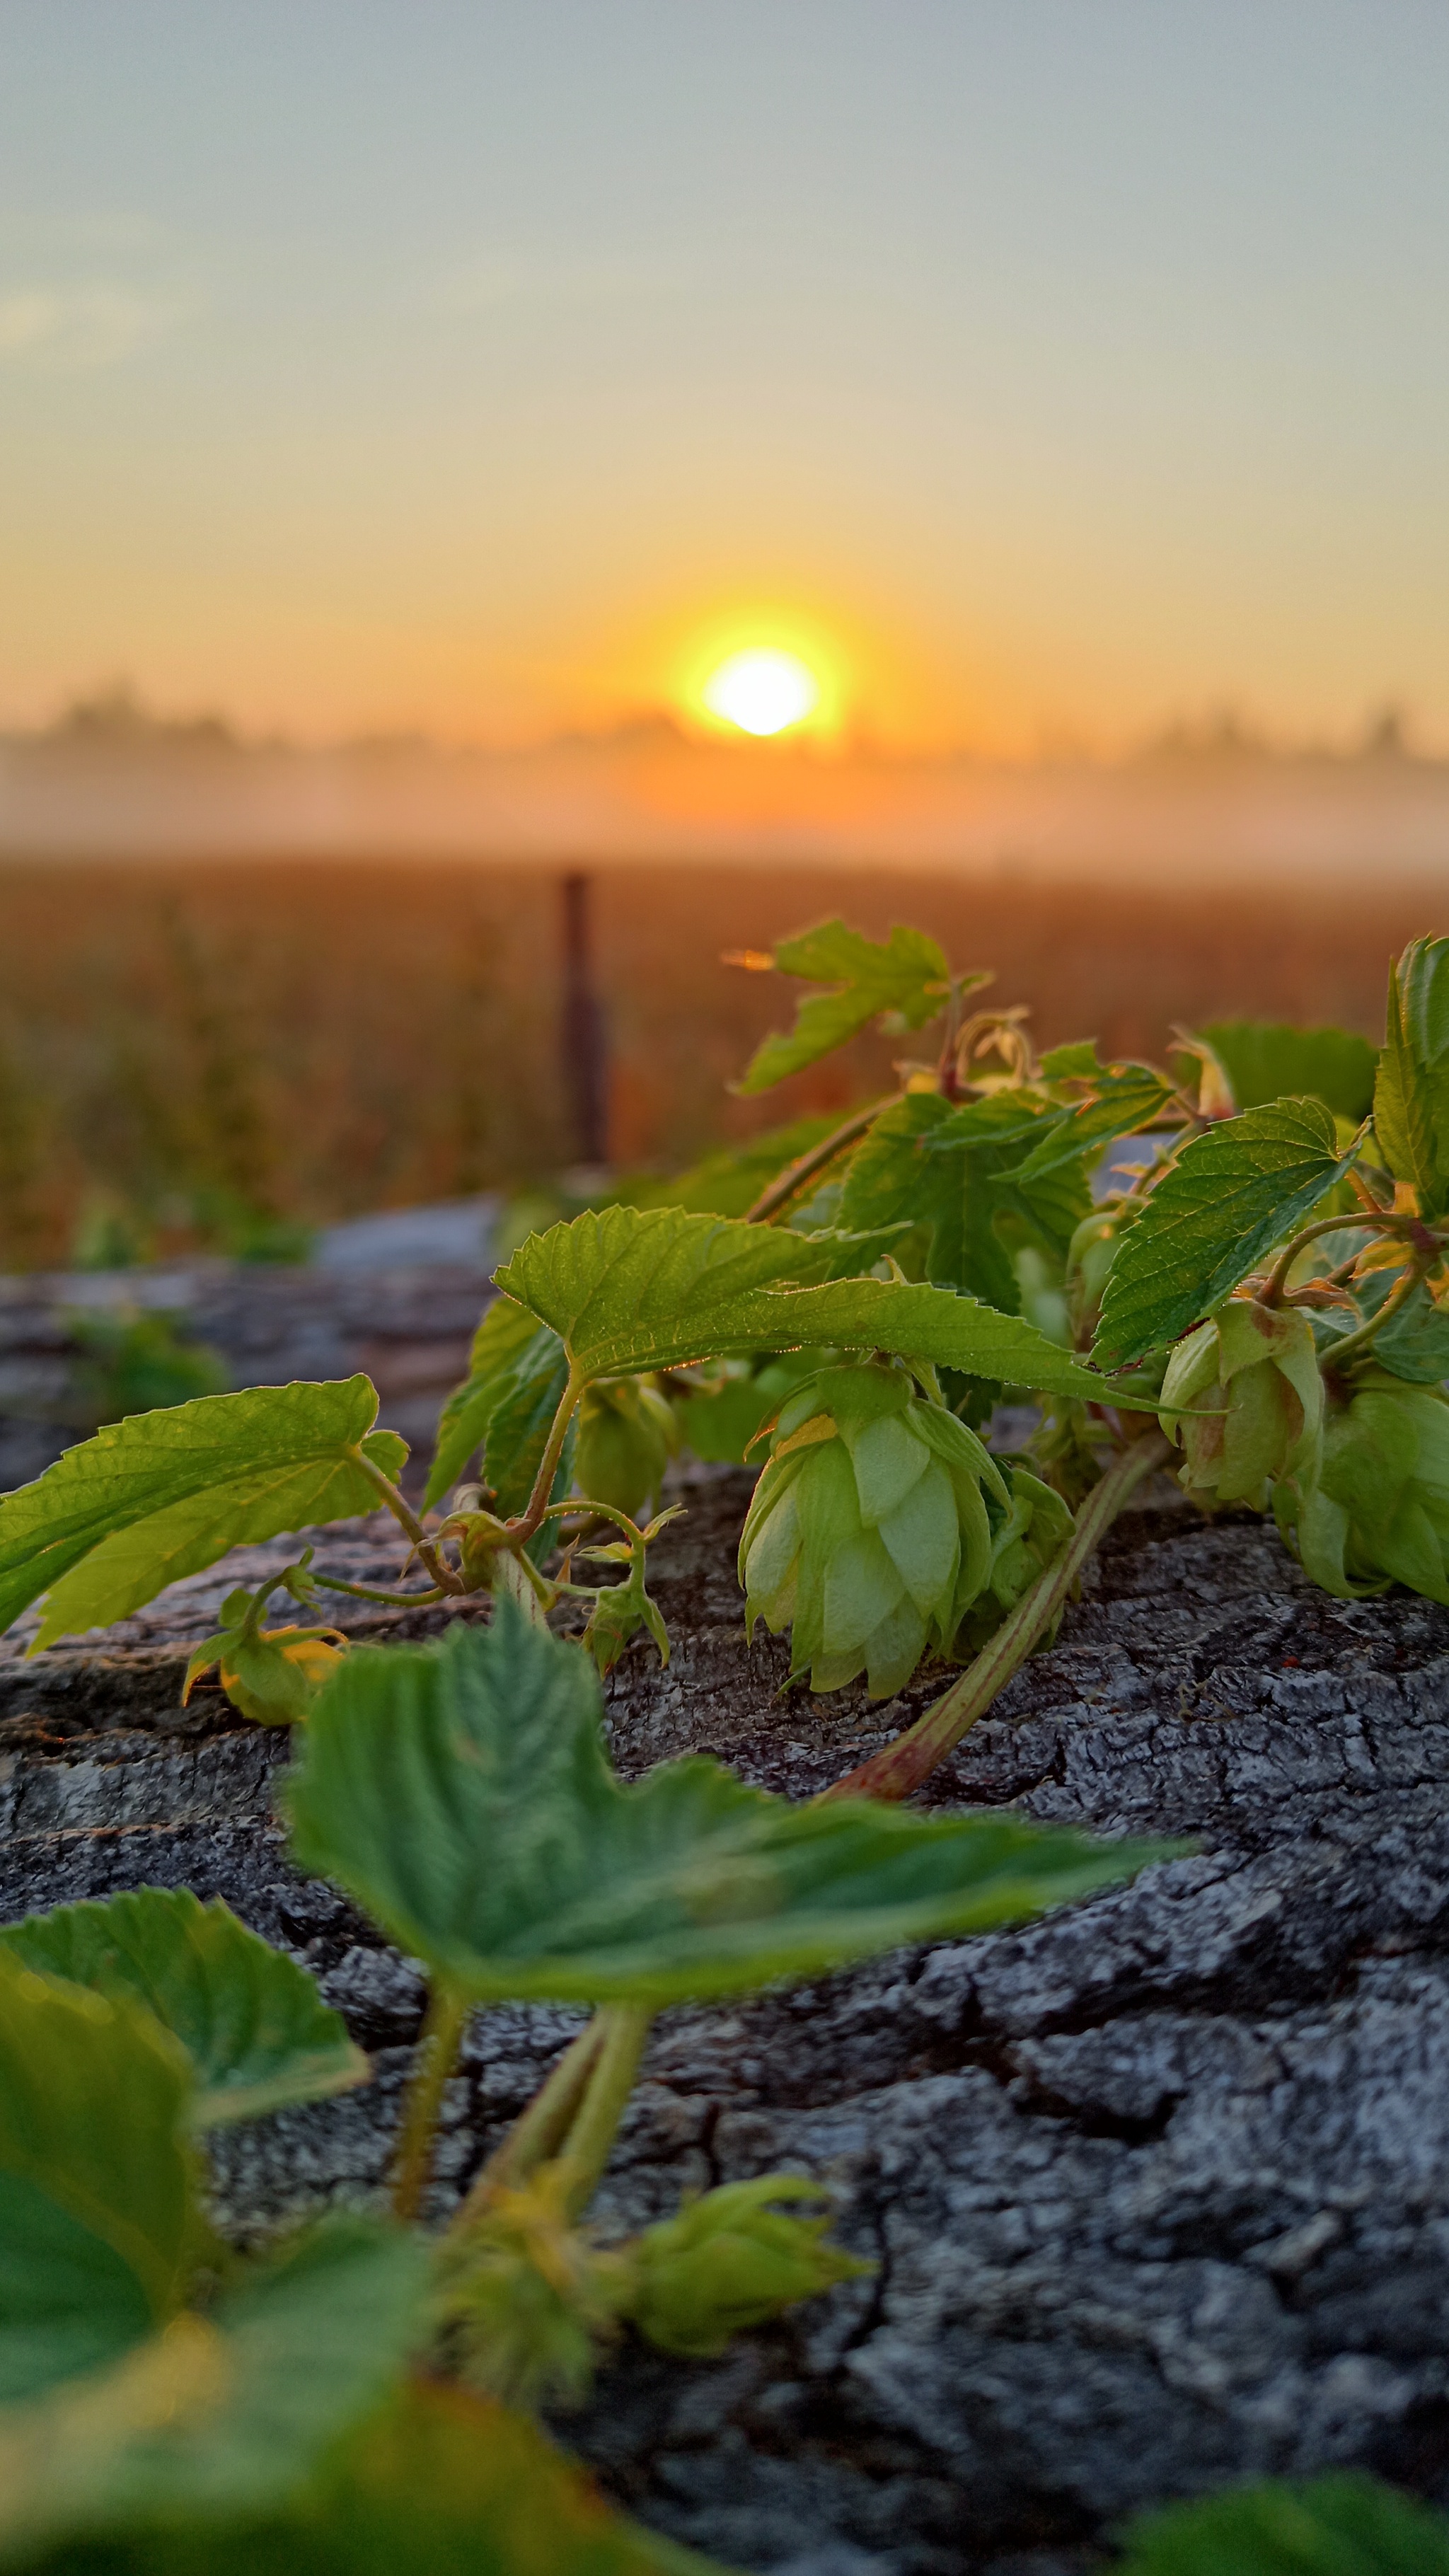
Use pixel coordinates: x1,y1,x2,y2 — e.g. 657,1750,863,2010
2,1470,1448,2574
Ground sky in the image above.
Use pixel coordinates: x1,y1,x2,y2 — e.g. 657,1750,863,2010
3,2,1449,755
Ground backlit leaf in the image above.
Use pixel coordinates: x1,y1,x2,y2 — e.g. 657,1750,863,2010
0,2219,429,2564
496,1206,1140,1402
734,920,954,1094
0,1891,365,2130
1119,2471,1449,2575
1093,1099,1356,1370
0,1951,202,2405
0,1380,407,1651
1202,1018,1378,1121
287,1603,1169,2008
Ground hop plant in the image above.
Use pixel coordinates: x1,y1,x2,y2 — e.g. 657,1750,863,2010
628,2176,872,2359
1274,1373,1449,1604
738,1360,1009,1696
575,1376,677,1520
1158,1298,1323,1511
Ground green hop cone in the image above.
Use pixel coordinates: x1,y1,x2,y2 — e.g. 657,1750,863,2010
738,1359,1008,1696
575,1376,677,1520
1158,1298,1323,1511
1275,1372,1449,1604
628,2176,872,2360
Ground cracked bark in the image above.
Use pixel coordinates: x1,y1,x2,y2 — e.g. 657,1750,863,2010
4,1472,1449,2575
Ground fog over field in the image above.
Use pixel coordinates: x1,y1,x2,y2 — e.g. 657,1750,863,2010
5,691,1449,884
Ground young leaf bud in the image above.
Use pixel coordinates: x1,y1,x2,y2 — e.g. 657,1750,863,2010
628,2176,872,2359
1159,1298,1322,1511
738,1361,1008,1696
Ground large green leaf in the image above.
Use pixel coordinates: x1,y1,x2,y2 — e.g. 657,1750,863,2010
288,1604,1168,2008
1202,1019,1378,1121
0,1951,202,2405
0,2220,429,2566
4,2381,721,2575
496,1206,1139,1402
0,1380,407,1651
0,1892,365,2130
734,920,954,1094
1374,936,1449,1215
1119,2471,1449,2574
1093,1099,1355,1370
424,1299,552,1510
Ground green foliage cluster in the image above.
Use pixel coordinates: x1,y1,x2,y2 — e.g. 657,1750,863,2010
0,1603,1160,2571
2,915,1448,2560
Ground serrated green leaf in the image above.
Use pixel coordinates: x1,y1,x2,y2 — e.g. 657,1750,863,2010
0,1892,365,2130
0,1380,406,1651
0,1950,202,2405
734,920,952,1094
287,1603,1168,2008
0,2219,430,2564
1202,1019,1378,1121
1119,2471,1449,2575
1093,1099,1355,1370
13,2380,723,2576
495,1206,1141,1402
424,1298,549,1510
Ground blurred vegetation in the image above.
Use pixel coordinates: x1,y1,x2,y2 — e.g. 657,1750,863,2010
0,853,1404,1272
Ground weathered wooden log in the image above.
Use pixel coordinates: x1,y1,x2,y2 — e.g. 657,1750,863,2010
3,1474,1448,2575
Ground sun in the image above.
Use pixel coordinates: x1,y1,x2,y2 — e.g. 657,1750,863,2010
700,647,820,737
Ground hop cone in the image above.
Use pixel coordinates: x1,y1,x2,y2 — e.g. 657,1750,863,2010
628,2176,872,2359
1275,1373,1449,1604
1159,1298,1322,1510
575,1377,677,1521
738,1361,1008,1696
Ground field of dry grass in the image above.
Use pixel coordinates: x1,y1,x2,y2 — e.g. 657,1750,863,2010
0,852,1433,1267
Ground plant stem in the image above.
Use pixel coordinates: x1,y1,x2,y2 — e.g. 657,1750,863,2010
1257,1209,1416,1307
458,2017,608,2217
391,1982,470,2222
495,1547,550,1627
1320,1254,1432,1375
821,1432,1172,1806
745,1098,897,1225
505,1368,584,1544
345,1446,465,1596
555,2003,654,2220
308,1573,449,1610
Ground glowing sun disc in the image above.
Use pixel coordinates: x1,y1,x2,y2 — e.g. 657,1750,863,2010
702,648,819,737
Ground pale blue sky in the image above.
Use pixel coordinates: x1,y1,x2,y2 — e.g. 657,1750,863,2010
3,3,1447,747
